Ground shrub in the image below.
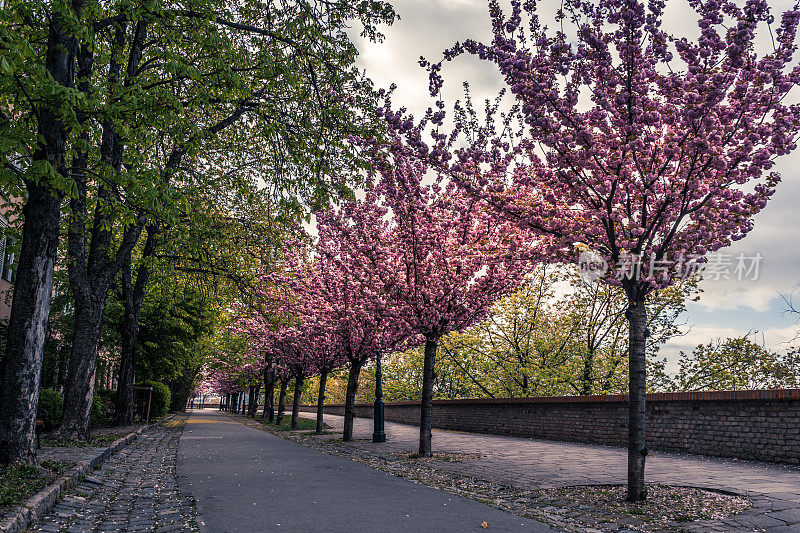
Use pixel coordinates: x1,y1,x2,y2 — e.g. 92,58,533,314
91,388,117,428
142,381,170,418
37,389,63,430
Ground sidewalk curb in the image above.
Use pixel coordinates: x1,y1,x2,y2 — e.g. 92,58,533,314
0,416,175,533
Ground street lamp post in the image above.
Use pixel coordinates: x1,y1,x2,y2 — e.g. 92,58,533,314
373,351,386,443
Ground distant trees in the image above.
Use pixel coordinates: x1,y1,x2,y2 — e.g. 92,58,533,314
664,336,800,392
368,268,695,400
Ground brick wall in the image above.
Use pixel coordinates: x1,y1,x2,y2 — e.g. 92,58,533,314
312,389,800,464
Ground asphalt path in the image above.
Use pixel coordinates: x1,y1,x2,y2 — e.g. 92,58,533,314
177,409,557,533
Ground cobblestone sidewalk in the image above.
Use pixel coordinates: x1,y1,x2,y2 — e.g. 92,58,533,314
30,416,198,533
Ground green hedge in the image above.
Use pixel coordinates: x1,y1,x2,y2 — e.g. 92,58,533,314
91,388,117,428
37,389,63,430
142,381,170,418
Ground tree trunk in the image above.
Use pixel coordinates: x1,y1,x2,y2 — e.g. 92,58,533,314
115,226,156,426
56,347,68,391
291,375,304,429
0,2,79,464
59,296,106,439
419,338,438,456
262,364,275,421
276,380,288,424
249,384,260,417
626,295,648,502
114,310,136,426
581,351,595,395
316,370,328,434
0,185,63,464
343,359,364,442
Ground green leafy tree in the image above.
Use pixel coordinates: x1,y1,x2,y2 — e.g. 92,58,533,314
1,0,396,458
667,336,800,392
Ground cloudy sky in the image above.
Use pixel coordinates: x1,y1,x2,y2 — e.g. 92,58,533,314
348,0,800,368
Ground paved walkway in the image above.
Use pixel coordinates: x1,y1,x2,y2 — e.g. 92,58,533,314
301,411,800,531
31,417,196,532
177,409,555,532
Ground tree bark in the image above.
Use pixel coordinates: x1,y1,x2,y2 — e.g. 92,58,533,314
343,359,363,442
262,364,275,421
276,380,288,424
0,3,80,463
249,384,260,417
316,370,328,434
581,351,595,395
0,185,64,464
419,338,438,456
626,294,648,502
115,225,157,426
290,375,304,429
59,300,105,439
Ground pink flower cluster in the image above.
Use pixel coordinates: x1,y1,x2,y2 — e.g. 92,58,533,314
429,0,800,299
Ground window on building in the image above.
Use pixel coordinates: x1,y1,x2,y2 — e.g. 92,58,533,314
2,237,15,283
0,217,13,283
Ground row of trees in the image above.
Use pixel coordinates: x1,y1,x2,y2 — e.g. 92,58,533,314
215,263,799,437
213,0,800,503
212,144,529,449
0,0,398,465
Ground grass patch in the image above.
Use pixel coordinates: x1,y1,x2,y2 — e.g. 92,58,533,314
0,461,73,509
42,432,126,448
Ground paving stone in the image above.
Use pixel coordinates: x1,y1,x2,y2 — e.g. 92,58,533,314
299,411,800,533
30,415,198,532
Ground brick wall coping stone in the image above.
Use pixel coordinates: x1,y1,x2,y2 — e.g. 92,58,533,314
310,388,800,409
0,415,176,533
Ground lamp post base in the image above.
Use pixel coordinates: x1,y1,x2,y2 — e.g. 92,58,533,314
373,398,386,443
373,351,387,443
